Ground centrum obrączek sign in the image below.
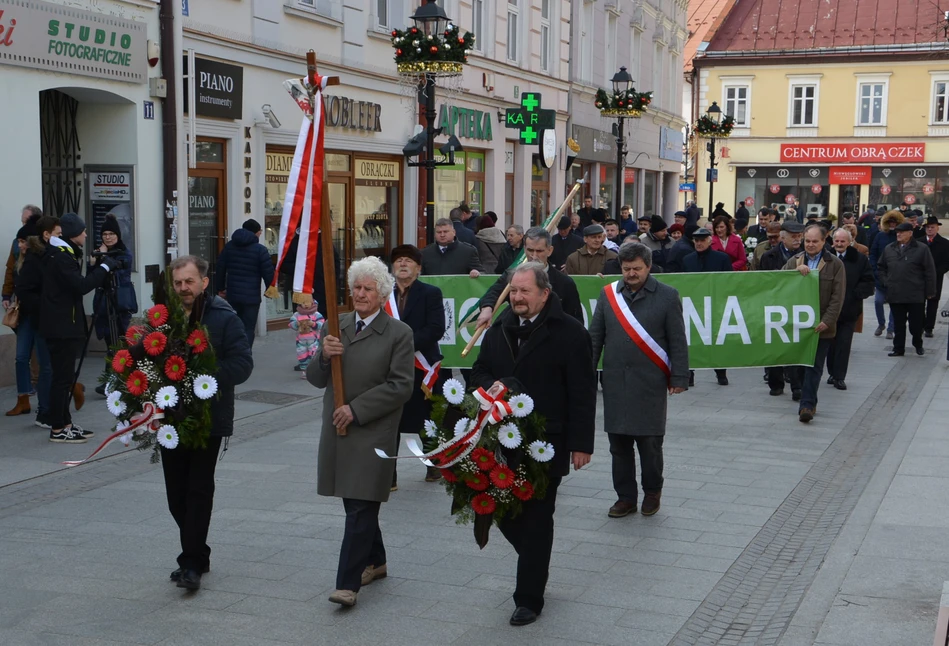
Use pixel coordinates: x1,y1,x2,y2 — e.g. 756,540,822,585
0,0,147,84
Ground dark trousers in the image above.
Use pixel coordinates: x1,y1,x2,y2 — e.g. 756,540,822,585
925,274,945,332
890,302,925,353
46,337,82,430
497,476,562,614
826,319,856,380
799,338,832,410
608,434,664,501
767,366,802,392
232,302,260,348
161,436,223,572
337,498,386,592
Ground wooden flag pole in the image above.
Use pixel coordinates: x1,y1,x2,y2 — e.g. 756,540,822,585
460,176,587,357
306,51,348,436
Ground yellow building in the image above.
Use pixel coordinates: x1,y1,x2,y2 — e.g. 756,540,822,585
690,0,949,221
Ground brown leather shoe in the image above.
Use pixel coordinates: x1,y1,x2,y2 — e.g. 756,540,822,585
5,394,31,416
328,589,357,606
72,383,85,411
424,467,442,482
641,492,661,516
361,563,387,586
608,500,637,518
799,408,815,423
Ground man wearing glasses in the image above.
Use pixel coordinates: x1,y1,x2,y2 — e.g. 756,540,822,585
751,221,782,271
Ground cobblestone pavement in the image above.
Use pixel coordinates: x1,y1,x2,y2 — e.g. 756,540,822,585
0,315,947,646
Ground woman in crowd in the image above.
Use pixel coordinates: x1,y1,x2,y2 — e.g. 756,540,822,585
307,256,414,607
9,216,57,427
474,215,507,273
710,215,748,271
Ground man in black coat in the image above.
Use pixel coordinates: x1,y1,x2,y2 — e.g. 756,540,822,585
421,219,484,276
761,222,805,398
496,225,524,274
746,208,773,243
40,213,115,443
215,219,275,348
664,225,697,273
164,255,254,590
839,212,868,246
476,227,582,327
684,200,701,227
923,216,949,337
450,208,478,246
549,215,583,270
681,228,731,386
471,264,596,627
576,195,606,229
389,245,446,486
878,223,937,356
736,201,750,222
825,230,875,389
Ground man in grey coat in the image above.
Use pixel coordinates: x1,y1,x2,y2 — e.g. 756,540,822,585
308,256,415,607
590,243,690,518
878,222,937,357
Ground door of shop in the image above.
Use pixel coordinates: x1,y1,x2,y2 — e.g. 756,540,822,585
188,138,228,285
838,185,861,216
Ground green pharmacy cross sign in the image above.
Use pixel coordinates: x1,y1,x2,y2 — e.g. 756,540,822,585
505,92,555,145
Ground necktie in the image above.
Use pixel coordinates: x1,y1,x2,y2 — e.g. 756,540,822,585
356,320,365,334
839,253,844,260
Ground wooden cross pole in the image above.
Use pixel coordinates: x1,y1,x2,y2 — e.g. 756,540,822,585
305,51,348,435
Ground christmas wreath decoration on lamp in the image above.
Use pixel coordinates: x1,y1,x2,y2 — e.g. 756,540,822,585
391,24,475,76
594,87,653,118
694,112,735,137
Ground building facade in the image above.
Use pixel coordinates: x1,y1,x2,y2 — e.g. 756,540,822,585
567,0,688,221
691,0,949,222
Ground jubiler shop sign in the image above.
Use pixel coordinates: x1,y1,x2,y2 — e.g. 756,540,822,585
0,0,147,83
780,143,925,163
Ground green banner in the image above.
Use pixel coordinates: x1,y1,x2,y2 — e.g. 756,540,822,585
420,272,820,370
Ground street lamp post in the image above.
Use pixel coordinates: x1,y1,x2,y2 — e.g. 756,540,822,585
705,101,722,221
611,66,634,220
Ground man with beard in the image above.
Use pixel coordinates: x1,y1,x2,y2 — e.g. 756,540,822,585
471,263,596,626
923,216,949,338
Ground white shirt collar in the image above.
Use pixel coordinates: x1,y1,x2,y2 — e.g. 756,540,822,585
355,310,380,329
519,314,539,325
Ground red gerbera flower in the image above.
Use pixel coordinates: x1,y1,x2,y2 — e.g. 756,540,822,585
489,464,516,489
466,472,489,492
471,447,496,472
146,304,169,327
164,355,187,381
512,480,534,501
144,332,167,357
126,325,145,345
471,493,496,515
187,329,208,354
111,349,133,373
126,370,148,396
441,469,458,483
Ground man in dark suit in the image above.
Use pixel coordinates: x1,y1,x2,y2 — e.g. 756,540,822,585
421,219,484,276
746,208,773,243
923,216,949,337
390,245,446,487
549,215,583,270
736,201,750,222
839,212,868,246
576,195,606,229
476,227,583,327
825,229,874,390
471,264,596,627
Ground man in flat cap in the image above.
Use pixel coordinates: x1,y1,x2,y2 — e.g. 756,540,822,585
565,224,617,276
878,221,936,356
550,215,583,271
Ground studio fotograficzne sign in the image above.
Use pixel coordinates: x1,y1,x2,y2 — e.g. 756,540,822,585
0,0,147,83
184,56,243,120
780,143,925,163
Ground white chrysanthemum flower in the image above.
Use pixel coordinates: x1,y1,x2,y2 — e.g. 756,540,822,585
157,425,179,449
155,385,179,410
498,423,522,449
509,394,534,418
443,378,465,405
453,418,473,439
423,419,439,438
104,378,117,397
118,432,132,446
528,440,555,463
193,375,218,400
106,391,127,417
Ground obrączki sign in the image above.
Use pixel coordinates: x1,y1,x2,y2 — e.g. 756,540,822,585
781,143,925,163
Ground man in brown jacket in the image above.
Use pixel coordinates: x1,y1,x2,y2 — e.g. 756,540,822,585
565,224,617,276
783,223,846,424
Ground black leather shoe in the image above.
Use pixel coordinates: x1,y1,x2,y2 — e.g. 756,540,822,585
834,380,847,391
688,371,695,387
510,606,538,626
717,376,729,386
170,565,209,582
791,389,802,402
176,569,202,590
925,330,934,338
769,388,784,396
916,347,925,356
888,351,904,357
826,376,835,385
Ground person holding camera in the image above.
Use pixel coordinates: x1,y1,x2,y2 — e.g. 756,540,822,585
90,216,138,395
40,213,115,443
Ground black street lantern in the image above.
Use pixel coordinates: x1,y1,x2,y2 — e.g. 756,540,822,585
611,66,634,96
707,101,722,124
411,0,450,38
705,101,724,220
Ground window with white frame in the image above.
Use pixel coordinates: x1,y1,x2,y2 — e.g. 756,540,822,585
933,76,949,124
471,0,484,51
296,0,339,19
507,0,519,63
723,85,750,127
857,74,890,126
790,84,817,126
652,44,662,109
540,0,551,72
605,13,616,84
580,1,593,82
631,29,641,85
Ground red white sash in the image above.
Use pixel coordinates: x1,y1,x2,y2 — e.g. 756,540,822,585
385,292,442,396
604,281,671,379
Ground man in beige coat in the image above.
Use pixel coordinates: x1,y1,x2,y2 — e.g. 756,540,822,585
308,256,415,607
565,224,617,276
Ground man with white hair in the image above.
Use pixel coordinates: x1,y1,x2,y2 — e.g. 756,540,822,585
308,256,415,607
825,228,874,390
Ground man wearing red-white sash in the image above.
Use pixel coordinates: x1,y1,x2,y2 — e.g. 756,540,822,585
387,245,446,487
590,243,689,519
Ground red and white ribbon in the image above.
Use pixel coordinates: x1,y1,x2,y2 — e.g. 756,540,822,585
62,403,164,467
604,280,671,380
472,385,512,426
385,292,441,397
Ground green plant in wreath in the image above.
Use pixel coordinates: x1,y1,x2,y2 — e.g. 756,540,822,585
391,24,475,75
594,87,653,117
694,113,735,137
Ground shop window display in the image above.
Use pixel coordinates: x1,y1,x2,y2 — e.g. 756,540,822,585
735,166,830,222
